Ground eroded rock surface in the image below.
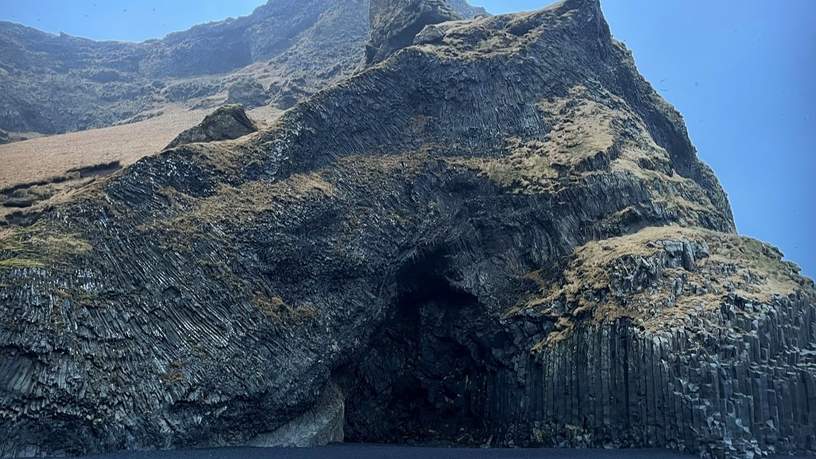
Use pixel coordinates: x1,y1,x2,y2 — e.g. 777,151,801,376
248,380,344,448
366,0,461,66
226,79,269,109
448,0,488,18
0,1,813,458
165,105,258,149
0,0,487,135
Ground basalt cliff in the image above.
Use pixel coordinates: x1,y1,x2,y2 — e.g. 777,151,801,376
0,0,814,458
0,0,486,136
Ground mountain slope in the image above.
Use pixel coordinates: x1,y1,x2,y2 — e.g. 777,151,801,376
366,0,460,66
449,0,488,17
0,1,813,458
0,0,485,135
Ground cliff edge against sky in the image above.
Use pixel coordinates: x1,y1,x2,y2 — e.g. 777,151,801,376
0,1,813,458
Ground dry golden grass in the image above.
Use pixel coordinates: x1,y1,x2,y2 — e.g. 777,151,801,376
453,86,627,194
0,105,282,222
0,222,92,270
159,172,336,235
0,107,205,190
253,293,319,325
0,105,281,191
515,225,811,350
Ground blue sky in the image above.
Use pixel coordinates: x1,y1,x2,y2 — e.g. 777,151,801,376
1,0,814,276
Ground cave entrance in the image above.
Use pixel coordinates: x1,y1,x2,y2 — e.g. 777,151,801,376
336,250,495,445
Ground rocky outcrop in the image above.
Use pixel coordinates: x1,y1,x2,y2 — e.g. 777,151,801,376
448,0,488,18
226,79,269,108
0,1,812,458
247,380,344,448
267,79,312,110
365,0,461,66
0,0,486,135
500,226,815,456
165,105,258,149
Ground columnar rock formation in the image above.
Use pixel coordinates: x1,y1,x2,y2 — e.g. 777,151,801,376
366,0,461,66
0,1,813,458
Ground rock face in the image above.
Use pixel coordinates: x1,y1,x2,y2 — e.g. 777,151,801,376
247,380,344,448
366,0,461,66
0,0,486,135
226,79,269,108
0,1,813,458
165,105,258,149
448,0,488,18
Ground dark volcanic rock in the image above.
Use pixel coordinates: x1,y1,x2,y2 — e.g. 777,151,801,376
226,79,269,108
0,0,487,135
0,1,813,459
166,104,258,149
0,24,151,134
162,80,222,103
366,0,461,66
267,79,312,110
448,0,488,18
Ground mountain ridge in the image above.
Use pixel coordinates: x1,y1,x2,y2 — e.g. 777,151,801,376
0,0,486,135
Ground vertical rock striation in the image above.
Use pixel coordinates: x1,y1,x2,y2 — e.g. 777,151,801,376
0,1,812,458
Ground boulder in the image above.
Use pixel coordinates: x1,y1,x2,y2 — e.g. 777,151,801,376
166,104,258,149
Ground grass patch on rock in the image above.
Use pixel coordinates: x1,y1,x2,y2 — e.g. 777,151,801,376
514,225,813,350
0,223,92,270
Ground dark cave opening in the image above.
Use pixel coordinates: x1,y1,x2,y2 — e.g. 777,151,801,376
336,251,497,445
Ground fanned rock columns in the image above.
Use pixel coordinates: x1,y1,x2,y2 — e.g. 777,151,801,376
0,1,812,458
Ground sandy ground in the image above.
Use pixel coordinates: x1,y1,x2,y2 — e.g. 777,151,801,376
0,105,281,190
